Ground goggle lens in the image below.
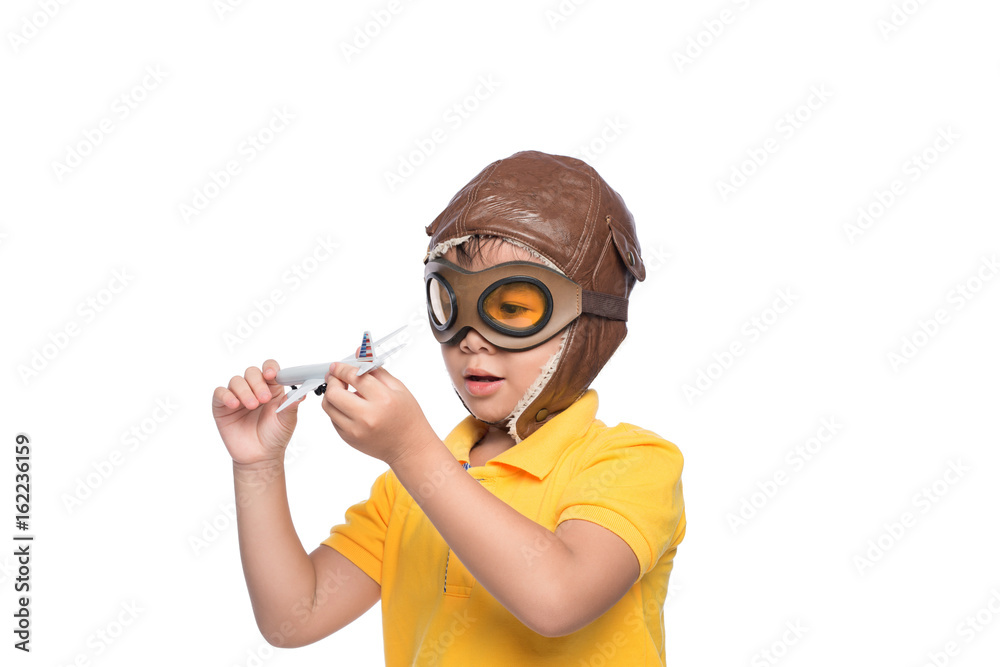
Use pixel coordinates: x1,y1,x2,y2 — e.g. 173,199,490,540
481,281,549,331
427,275,453,327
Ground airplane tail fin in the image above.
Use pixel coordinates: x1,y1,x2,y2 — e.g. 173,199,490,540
357,331,375,360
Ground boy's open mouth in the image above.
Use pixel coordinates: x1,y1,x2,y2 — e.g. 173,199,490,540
463,369,505,397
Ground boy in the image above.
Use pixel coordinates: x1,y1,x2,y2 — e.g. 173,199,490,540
212,150,685,665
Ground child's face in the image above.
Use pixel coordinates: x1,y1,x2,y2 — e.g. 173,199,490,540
439,243,565,425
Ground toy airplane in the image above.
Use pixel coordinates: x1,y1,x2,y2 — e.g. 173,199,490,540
274,327,409,412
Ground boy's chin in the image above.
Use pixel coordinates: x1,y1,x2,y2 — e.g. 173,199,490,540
465,401,515,427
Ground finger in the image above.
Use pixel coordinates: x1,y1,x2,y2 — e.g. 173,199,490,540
329,362,380,398
320,385,355,427
322,372,366,416
325,366,349,392
262,359,281,381
366,366,404,391
259,359,288,400
244,366,271,403
228,375,260,410
212,386,241,412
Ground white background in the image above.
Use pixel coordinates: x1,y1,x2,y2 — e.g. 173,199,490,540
2,0,999,665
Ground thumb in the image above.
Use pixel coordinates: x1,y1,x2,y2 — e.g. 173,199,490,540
262,359,301,420
273,390,306,423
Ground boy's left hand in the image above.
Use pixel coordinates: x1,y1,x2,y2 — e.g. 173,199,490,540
321,363,437,467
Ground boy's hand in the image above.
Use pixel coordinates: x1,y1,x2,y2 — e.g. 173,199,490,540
212,360,301,467
321,363,437,467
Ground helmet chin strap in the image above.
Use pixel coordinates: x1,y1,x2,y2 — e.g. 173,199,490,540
504,327,568,443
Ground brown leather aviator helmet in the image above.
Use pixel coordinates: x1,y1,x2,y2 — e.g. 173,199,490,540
424,150,646,442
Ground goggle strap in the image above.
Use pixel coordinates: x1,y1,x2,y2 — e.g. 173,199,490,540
582,290,628,322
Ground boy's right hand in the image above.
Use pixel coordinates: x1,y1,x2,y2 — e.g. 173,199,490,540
212,359,301,467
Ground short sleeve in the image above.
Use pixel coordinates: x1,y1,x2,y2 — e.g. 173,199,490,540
555,427,685,578
321,469,397,586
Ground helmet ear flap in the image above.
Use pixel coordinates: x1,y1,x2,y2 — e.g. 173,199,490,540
507,324,572,442
606,214,646,284
511,313,628,442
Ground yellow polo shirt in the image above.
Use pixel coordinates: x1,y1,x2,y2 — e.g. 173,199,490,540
322,390,685,666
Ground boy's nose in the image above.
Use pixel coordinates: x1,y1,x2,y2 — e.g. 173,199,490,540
459,328,496,354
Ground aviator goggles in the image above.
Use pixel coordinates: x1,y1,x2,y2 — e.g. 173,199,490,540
424,258,629,350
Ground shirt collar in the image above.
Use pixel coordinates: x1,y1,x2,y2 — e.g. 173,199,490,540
442,390,599,480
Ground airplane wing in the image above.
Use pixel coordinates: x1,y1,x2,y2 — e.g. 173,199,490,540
372,325,407,348
379,341,408,357
355,341,408,376
276,377,325,413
